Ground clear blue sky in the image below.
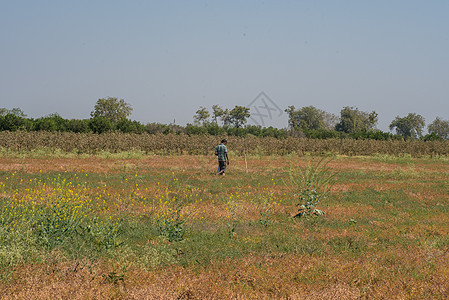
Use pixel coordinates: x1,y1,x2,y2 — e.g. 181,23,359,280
1,1,448,131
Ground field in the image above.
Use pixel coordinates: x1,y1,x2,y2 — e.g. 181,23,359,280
1,150,449,299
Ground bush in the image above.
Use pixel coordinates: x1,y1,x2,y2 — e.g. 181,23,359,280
116,118,146,134
206,123,226,136
33,114,68,132
423,132,444,141
185,124,208,135
0,114,27,131
89,117,113,134
66,119,91,133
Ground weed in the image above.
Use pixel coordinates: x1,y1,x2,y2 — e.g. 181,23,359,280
287,157,336,218
156,201,186,242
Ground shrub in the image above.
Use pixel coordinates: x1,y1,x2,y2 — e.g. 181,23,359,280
89,116,113,133
0,114,27,131
287,157,336,218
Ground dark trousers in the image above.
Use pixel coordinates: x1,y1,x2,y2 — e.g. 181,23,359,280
217,160,226,174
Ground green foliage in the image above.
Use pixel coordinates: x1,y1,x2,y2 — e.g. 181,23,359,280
0,108,26,118
156,201,186,242
295,183,325,217
79,217,123,251
229,106,251,128
212,104,225,124
335,106,378,134
0,114,28,131
428,117,449,140
206,123,226,136
91,97,133,123
389,113,425,139
66,119,91,133
287,157,336,218
115,118,146,134
185,124,208,135
193,106,210,125
285,105,336,131
32,202,85,249
33,113,68,132
422,132,444,141
89,116,113,134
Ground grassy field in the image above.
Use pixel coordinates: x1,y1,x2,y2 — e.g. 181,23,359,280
1,152,449,299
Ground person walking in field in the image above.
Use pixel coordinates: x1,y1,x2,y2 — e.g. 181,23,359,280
215,139,229,175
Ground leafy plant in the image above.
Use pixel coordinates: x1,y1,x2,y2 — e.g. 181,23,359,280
156,201,186,242
80,217,123,251
287,156,336,218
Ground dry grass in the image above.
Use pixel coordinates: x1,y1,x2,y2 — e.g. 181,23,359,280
1,154,449,299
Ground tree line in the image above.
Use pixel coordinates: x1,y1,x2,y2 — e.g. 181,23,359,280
192,104,449,140
1,97,449,140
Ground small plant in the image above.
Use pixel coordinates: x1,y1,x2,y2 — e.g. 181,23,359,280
226,201,239,239
80,217,124,251
156,201,186,242
295,182,325,217
258,199,273,227
287,156,336,218
102,270,125,285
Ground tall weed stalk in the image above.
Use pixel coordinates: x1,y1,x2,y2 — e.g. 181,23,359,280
287,156,336,218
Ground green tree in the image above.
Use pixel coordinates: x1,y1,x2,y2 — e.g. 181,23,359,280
193,106,210,125
389,113,425,139
89,116,113,134
428,117,449,140
66,119,91,133
115,118,146,133
229,106,251,128
221,108,232,126
0,107,26,118
335,106,378,134
91,97,133,123
285,105,336,131
0,114,27,131
212,105,225,124
33,114,68,132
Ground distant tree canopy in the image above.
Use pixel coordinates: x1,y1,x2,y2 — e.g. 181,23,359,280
389,113,425,139
0,107,26,118
427,117,449,140
229,106,250,128
285,105,337,131
192,105,250,128
34,113,67,132
91,97,133,123
193,106,210,125
2,101,448,141
211,105,225,124
335,106,378,134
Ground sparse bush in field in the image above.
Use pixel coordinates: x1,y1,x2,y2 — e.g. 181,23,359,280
156,200,186,242
32,202,85,249
258,201,273,227
287,157,336,218
79,217,123,251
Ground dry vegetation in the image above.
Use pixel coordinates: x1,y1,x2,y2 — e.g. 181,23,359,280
1,150,449,299
1,131,449,157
